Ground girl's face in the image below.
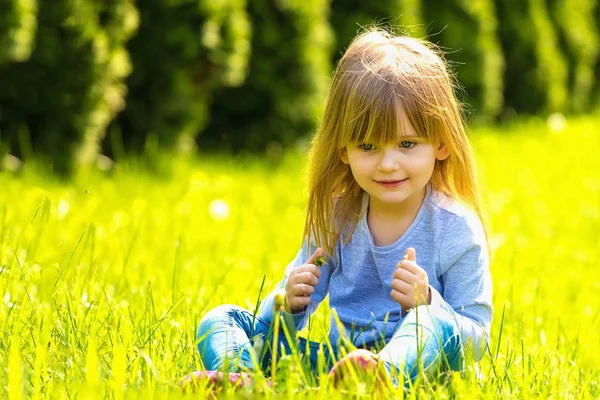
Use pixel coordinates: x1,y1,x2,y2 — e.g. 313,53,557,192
341,108,449,214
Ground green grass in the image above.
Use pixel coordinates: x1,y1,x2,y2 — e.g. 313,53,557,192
0,116,599,398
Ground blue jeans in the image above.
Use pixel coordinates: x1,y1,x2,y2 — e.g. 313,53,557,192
196,303,463,386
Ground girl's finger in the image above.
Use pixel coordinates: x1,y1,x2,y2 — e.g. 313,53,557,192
404,247,416,264
391,291,413,311
397,260,420,275
291,295,312,309
391,279,412,294
299,271,319,286
392,266,415,282
292,283,315,297
390,289,409,307
293,264,321,279
305,247,324,265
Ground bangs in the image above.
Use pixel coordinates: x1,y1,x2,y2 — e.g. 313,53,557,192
335,67,432,148
344,74,397,146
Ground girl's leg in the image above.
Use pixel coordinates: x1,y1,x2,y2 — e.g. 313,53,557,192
196,304,337,377
196,304,270,372
297,337,337,374
377,303,463,386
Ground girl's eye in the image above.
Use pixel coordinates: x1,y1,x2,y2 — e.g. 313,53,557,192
359,143,374,151
399,141,416,149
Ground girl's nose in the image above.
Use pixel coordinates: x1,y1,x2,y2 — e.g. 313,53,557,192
378,149,400,172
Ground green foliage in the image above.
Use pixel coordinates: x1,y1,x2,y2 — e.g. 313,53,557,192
596,3,600,107
529,0,569,113
110,0,251,156
330,1,404,63
0,0,138,175
423,2,479,115
485,0,570,115
496,0,546,115
456,0,504,121
422,0,504,121
549,0,599,112
2,0,600,171
398,0,424,38
200,0,333,153
0,117,599,397
0,0,37,63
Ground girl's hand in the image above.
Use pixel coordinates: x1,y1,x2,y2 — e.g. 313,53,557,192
391,248,431,311
285,248,323,313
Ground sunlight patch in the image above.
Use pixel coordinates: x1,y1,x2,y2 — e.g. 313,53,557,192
209,199,230,221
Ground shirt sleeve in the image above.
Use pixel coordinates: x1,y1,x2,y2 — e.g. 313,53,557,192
258,239,334,333
430,214,493,362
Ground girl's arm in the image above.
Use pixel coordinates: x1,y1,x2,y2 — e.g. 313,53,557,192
432,214,493,362
258,240,334,333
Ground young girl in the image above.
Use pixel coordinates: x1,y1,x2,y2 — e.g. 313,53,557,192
186,27,493,390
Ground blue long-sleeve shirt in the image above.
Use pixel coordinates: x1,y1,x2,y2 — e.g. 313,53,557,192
259,185,493,361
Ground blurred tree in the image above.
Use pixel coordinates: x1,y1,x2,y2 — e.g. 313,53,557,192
548,0,599,113
1,0,600,172
330,1,405,63
528,0,568,113
0,0,138,175
423,0,504,122
108,0,251,157
596,2,600,106
458,0,504,121
398,0,425,38
0,0,37,63
496,0,546,116
199,0,333,154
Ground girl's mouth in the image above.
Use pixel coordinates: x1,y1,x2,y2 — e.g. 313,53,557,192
375,178,408,188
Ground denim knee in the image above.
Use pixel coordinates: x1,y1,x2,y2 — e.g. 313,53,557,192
404,304,457,331
427,305,463,369
196,304,243,343
397,305,462,365
196,304,256,371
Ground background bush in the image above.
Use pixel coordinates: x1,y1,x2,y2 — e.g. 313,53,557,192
107,0,251,158
0,0,599,174
0,0,37,64
0,0,137,175
548,0,599,112
199,0,333,155
424,0,504,122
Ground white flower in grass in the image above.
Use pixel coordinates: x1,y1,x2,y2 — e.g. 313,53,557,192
4,293,13,308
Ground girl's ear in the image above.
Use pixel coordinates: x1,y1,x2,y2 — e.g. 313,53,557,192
341,148,349,164
435,142,450,161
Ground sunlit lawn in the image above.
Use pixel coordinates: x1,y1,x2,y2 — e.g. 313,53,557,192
0,115,598,398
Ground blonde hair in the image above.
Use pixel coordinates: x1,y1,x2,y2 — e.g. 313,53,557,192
304,28,487,257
